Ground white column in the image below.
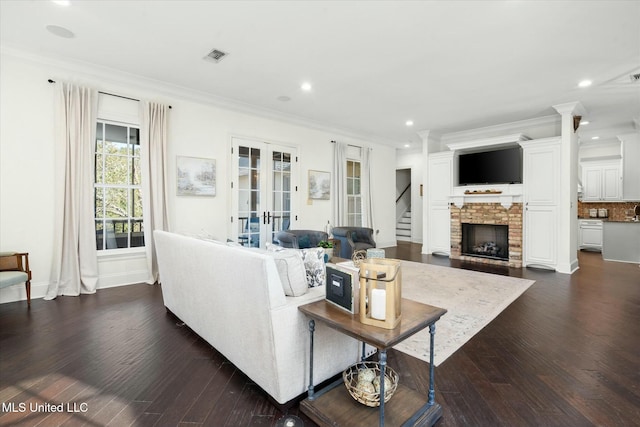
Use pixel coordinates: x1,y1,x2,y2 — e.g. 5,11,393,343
418,130,435,254
553,101,585,274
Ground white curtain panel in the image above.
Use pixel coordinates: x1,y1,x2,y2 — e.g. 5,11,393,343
332,141,348,226
45,82,99,299
361,146,375,231
140,101,170,284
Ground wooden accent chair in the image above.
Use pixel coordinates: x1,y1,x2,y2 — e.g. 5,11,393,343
0,252,31,305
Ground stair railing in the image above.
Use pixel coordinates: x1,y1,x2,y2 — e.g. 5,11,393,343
396,183,411,204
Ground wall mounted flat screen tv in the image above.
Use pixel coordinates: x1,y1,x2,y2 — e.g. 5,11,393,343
458,147,523,185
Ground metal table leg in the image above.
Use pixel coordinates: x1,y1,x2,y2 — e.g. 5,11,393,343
428,323,436,405
379,349,386,427
308,319,315,400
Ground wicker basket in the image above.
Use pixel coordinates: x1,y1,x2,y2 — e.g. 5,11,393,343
343,361,399,407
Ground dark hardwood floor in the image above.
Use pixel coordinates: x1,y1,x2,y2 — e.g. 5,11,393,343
1,244,638,426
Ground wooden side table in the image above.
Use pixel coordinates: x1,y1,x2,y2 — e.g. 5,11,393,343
299,298,447,427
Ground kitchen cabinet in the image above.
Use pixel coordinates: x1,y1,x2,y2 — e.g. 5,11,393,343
620,132,640,200
521,137,561,269
578,219,603,251
581,160,622,201
427,151,453,255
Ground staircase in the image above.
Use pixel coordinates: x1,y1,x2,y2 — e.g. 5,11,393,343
396,210,412,241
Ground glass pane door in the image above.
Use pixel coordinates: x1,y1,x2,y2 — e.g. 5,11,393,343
237,144,263,247
232,138,297,248
270,150,292,244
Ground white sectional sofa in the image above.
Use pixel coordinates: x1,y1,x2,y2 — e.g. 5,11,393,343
153,230,363,404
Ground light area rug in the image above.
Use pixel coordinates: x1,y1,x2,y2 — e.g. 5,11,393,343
395,260,535,366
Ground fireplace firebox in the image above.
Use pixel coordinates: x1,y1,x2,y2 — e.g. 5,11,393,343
461,223,509,261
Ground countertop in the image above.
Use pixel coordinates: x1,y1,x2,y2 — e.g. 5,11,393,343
578,217,640,224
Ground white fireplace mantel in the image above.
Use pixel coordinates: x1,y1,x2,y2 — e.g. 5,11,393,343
450,184,523,209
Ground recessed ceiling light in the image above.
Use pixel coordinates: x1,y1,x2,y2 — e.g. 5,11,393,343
405,120,414,126
301,82,312,92
580,120,590,125
277,95,291,102
578,80,592,88
404,143,411,148
51,0,71,6
46,25,75,38
591,136,600,140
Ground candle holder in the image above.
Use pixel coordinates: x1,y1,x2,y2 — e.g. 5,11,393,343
358,258,402,329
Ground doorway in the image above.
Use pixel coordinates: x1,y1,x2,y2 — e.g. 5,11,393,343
396,168,412,242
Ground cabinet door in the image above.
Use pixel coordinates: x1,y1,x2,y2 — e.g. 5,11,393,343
582,167,602,201
524,205,557,267
428,156,452,204
581,227,603,248
428,205,450,255
602,165,621,200
524,145,558,205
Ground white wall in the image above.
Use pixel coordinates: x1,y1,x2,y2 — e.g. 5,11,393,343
0,50,396,303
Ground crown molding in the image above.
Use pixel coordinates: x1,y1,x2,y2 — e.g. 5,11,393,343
1,45,397,147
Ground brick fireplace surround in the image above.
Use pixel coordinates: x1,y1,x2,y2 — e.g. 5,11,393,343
450,202,523,268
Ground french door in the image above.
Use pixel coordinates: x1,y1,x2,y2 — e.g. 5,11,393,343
231,137,298,248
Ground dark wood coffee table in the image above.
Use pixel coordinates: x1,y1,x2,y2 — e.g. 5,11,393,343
299,298,447,427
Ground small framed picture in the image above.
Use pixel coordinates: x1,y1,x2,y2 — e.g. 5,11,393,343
308,170,330,200
176,156,216,196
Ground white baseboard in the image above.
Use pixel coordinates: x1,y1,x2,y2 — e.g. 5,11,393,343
0,281,47,304
0,270,149,304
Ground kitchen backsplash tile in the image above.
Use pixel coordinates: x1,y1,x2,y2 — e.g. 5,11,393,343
577,201,639,221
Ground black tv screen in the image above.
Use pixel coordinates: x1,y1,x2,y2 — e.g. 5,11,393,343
458,147,522,185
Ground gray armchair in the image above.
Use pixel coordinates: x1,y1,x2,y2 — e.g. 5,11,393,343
275,230,328,249
332,227,376,259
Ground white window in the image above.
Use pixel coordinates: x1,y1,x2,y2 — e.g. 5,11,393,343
347,160,362,226
94,121,144,250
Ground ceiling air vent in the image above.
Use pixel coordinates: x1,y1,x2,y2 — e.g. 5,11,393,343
631,73,640,83
204,48,229,63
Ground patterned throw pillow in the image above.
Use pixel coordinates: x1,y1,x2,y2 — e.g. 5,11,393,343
299,247,326,287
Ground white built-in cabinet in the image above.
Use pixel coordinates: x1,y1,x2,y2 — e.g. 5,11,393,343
520,137,561,269
581,160,622,201
427,151,453,255
578,219,603,251
621,133,640,200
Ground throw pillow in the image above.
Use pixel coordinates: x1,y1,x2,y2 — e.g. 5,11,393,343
267,250,308,297
268,243,325,288
266,242,287,252
267,242,309,297
300,247,326,288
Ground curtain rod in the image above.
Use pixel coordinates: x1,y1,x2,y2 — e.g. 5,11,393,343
331,140,369,149
47,79,172,109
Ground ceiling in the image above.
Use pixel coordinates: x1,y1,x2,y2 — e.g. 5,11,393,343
1,1,639,148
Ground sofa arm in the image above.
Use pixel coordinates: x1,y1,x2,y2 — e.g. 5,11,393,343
352,228,376,246
276,231,298,248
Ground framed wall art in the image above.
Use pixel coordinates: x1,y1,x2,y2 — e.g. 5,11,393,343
308,170,330,200
176,156,216,196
